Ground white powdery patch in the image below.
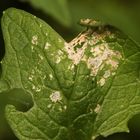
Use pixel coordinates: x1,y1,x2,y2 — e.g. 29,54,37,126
31,35,38,45
89,31,113,46
65,42,88,65
87,43,122,87
44,42,51,50
50,91,62,103
88,43,121,75
64,32,88,65
64,30,122,87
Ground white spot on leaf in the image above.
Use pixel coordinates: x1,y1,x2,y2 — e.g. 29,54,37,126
38,54,44,60
44,42,51,50
49,74,53,80
103,70,111,78
28,75,33,81
94,104,101,113
64,31,88,65
32,85,35,90
63,105,67,110
68,64,75,70
98,78,105,86
50,91,62,103
64,30,122,87
36,87,41,92
65,42,87,65
56,57,61,64
47,104,52,109
31,35,38,45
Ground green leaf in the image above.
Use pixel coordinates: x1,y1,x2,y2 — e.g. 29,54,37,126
26,0,71,27
1,8,140,140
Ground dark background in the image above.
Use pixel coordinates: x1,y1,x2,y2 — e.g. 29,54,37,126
0,0,140,140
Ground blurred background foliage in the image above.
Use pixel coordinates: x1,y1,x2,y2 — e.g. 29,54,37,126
0,0,140,140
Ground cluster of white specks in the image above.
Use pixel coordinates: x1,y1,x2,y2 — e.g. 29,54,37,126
103,70,111,78
31,84,42,92
97,78,105,86
87,42,122,86
64,32,89,65
49,74,53,80
55,50,64,64
44,42,51,50
64,30,113,65
88,31,113,46
31,35,38,45
64,29,122,87
57,50,63,55
58,105,67,112
36,87,41,92
50,91,62,103
68,64,75,70
65,41,88,65
28,75,34,81
94,104,101,113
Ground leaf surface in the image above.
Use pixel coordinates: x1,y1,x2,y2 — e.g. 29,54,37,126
1,8,140,140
